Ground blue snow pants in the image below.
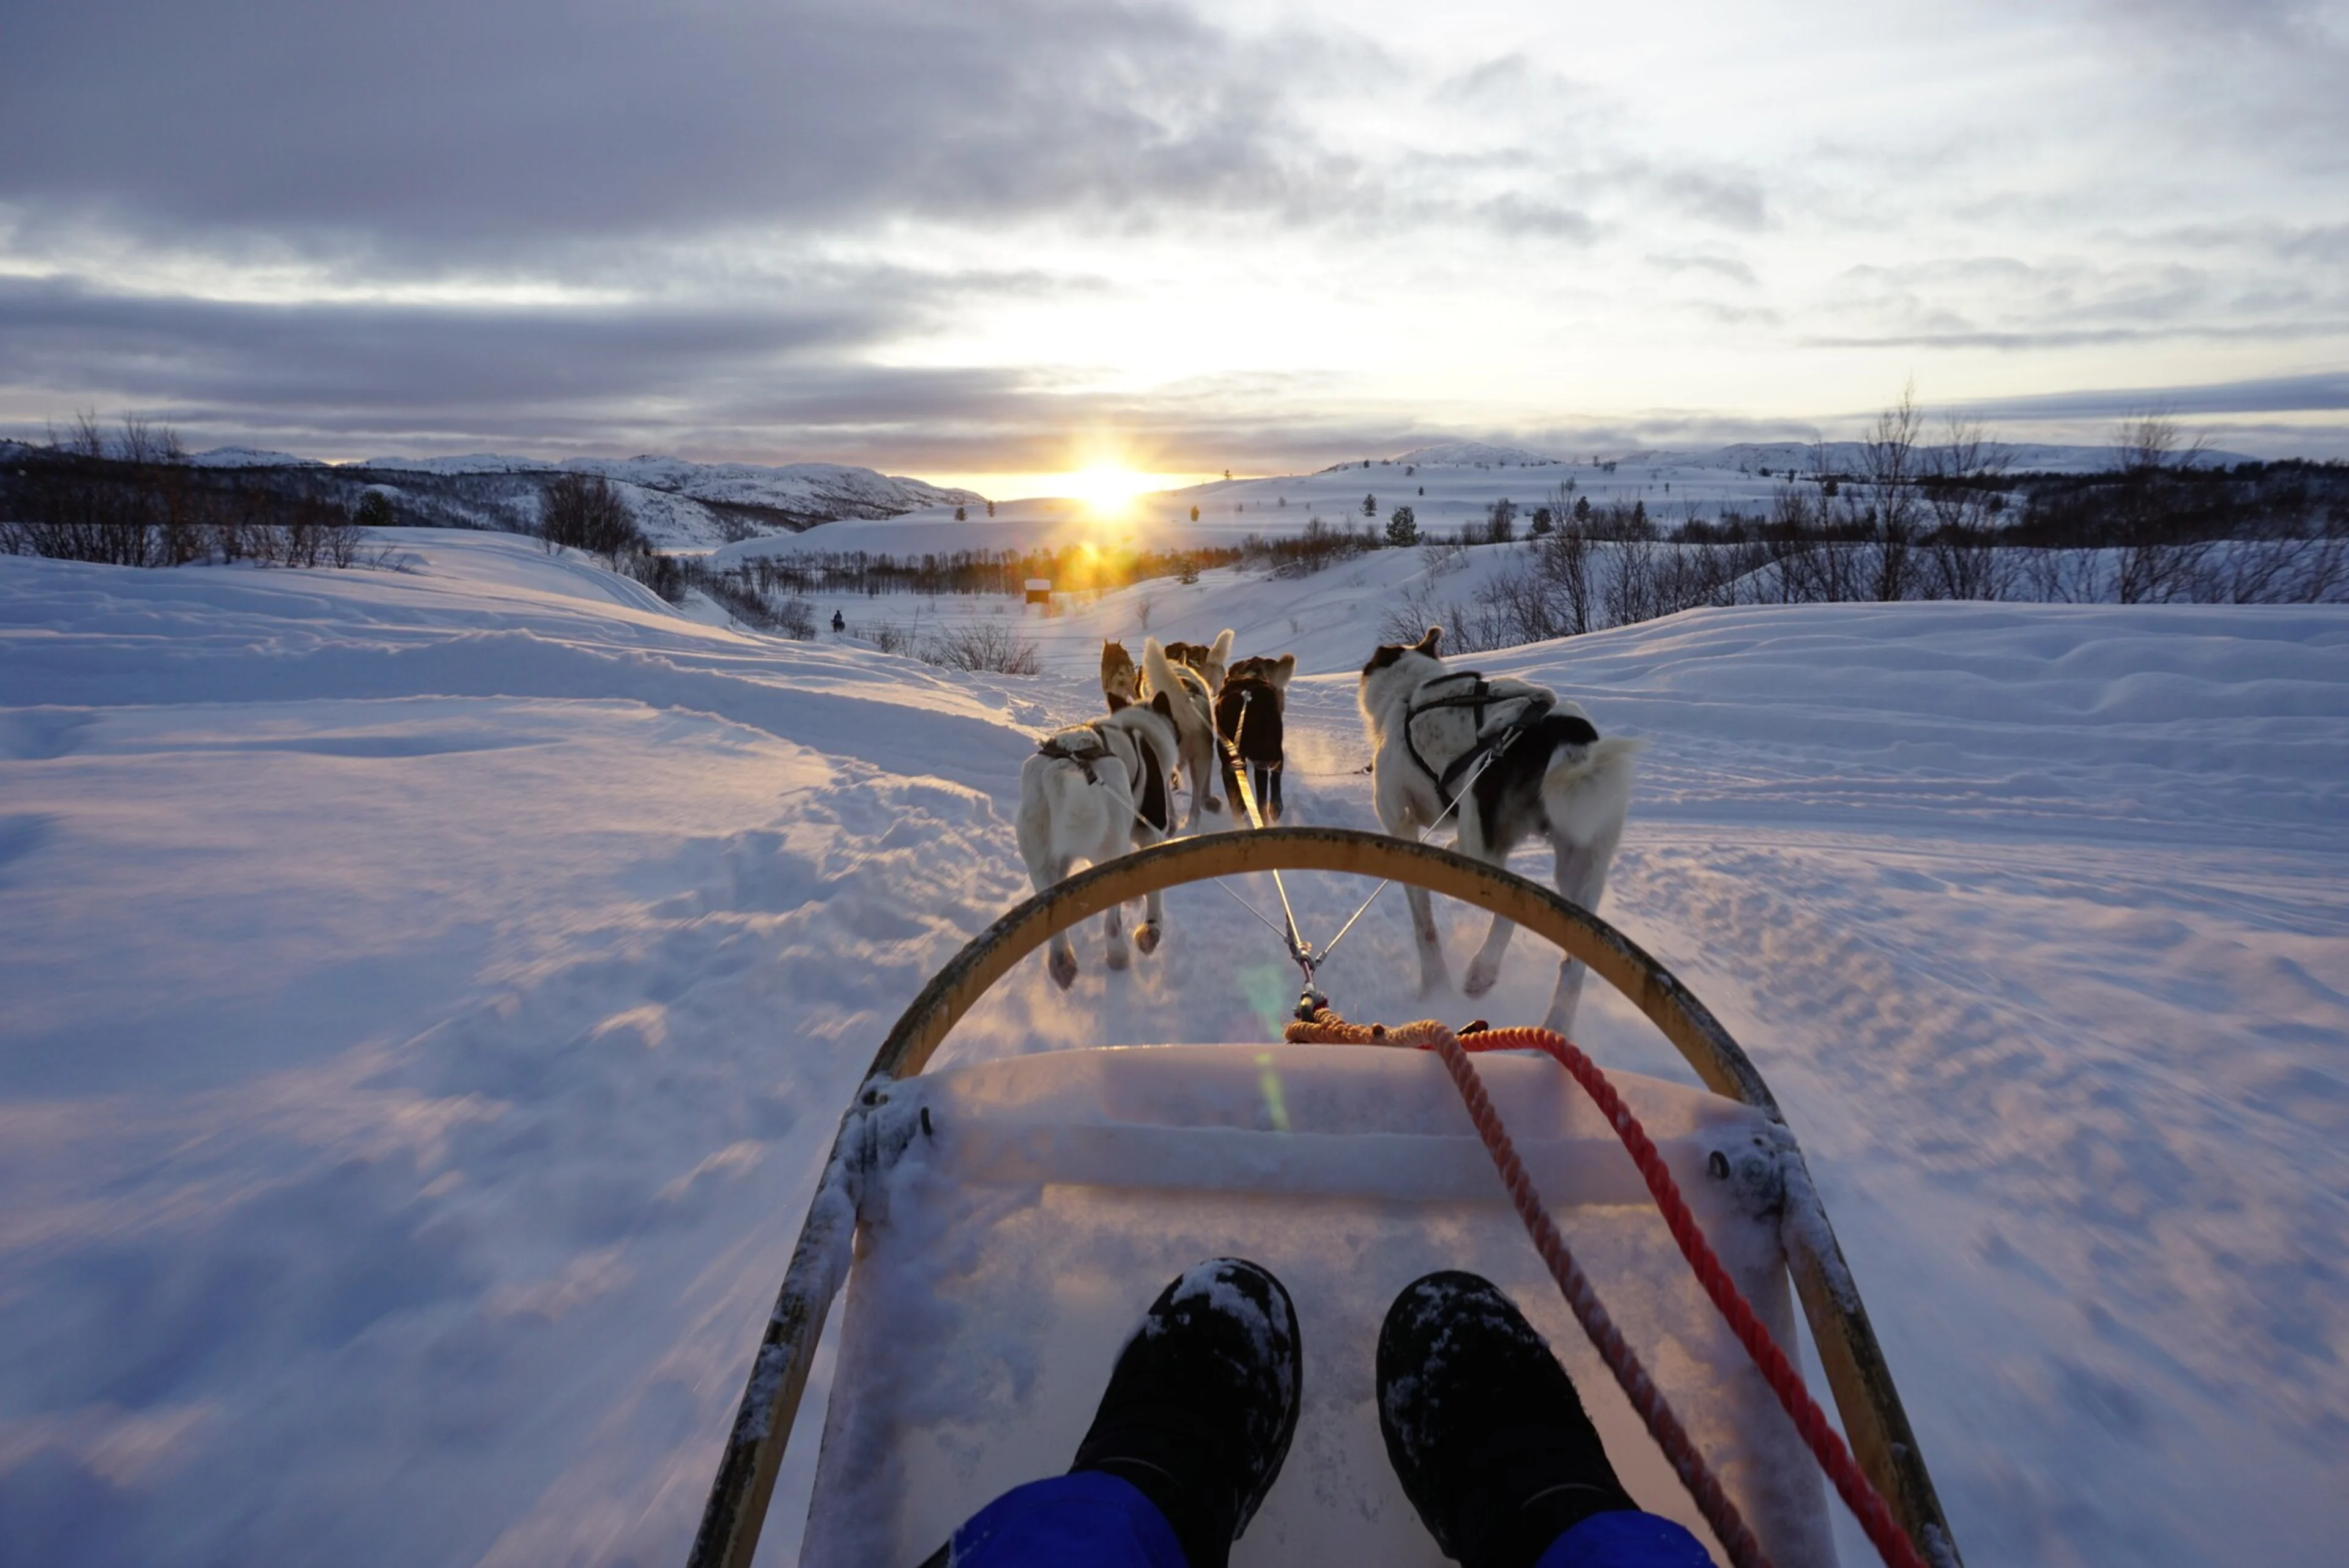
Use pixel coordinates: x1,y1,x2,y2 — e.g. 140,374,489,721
948,1470,1713,1567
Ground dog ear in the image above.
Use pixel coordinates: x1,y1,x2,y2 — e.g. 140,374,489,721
1107,693,1131,712
1417,626,1442,654
1271,653,1296,690
1151,690,1174,718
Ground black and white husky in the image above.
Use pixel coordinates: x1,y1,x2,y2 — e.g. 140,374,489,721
1017,691,1181,988
1358,626,1642,1034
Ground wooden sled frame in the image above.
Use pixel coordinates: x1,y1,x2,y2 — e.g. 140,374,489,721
686,826,1961,1568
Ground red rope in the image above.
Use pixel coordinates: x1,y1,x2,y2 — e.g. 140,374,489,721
1452,1026,1931,1568
1423,1027,1776,1568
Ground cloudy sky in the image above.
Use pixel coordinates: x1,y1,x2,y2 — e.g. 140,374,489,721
3,0,2345,489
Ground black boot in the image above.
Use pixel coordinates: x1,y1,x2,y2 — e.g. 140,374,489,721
1070,1258,1303,1568
1377,1271,1638,1568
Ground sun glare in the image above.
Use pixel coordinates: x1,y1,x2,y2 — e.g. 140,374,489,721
1063,465,1154,515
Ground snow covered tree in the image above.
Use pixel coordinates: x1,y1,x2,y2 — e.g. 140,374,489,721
1387,506,1418,546
1362,492,1378,518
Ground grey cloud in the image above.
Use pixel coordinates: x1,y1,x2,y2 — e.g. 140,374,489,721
0,273,1418,472
0,272,1012,445
0,0,1359,262
1649,168,1768,232
1814,251,2348,349
1952,371,2349,421
1648,254,1758,287
1471,195,1599,241
1436,53,1543,103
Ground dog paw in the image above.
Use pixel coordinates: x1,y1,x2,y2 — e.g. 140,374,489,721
1462,964,1498,998
1048,947,1078,989
1134,922,1161,955
1204,797,1224,813
1105,944,1131,972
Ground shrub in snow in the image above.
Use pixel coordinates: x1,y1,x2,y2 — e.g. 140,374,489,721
921,622,1042,675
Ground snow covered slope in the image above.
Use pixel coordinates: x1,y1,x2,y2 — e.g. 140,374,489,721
342,456,978,550
563,454,979,520
2,534,2343,1567
186,446,327,468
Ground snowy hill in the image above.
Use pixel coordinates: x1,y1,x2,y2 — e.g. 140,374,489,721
186,446,327,468
1657,439,2257,475
2,534,2343,1567
562,454,979,519
360,452,557,475
347,453,980,545
1387,441,1570,468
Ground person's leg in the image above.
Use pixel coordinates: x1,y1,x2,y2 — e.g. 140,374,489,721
932,1257,1302,1568
934,1470,1187,1568
1378,1272,1710,1568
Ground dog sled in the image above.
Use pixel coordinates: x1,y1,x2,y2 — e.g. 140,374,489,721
685,827,1961,1568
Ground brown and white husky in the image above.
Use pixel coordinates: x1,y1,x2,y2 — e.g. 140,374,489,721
1100,630,1234,830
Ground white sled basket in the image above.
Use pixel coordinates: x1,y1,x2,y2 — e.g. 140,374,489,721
686,829,1959,1568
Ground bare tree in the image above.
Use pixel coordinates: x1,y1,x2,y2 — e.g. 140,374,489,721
1858,380,1923,601
2109,410,2210,604
1921,413,2014,600
538,472,640,564
1534,516,1595,635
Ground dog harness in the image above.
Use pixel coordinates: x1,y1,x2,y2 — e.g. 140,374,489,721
1402,672,1560,809
1038,724,1170,835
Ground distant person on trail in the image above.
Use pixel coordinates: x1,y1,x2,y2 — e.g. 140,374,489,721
831,610,846,634
923,1257,1710,1568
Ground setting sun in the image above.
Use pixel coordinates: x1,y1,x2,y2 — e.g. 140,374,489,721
1062,465,1156,515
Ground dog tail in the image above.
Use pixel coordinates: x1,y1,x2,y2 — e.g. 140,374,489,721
1540,733,1643,847
1142,637,1182,704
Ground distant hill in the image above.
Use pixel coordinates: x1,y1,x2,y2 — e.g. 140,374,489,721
1629,441,2261,476
1388,442,1568,468
0,443,986,551
188,446,328,468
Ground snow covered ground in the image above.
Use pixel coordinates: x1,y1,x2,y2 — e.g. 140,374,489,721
2,530,2343,1566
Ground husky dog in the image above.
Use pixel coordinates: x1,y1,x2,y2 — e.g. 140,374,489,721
1142,634,1231,829
1358,626,1642,1034
1162,637,1232,693
1100,639,1141,707
1104,631,1232,701
1017,691,1181,988
1216,653,1294,823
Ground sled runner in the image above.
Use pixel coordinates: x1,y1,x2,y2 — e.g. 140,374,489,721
686,828,1960,1568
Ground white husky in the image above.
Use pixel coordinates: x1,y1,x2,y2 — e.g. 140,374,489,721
1141,632,1231,831
1358,626,1642,1034
1016,692,1182,988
